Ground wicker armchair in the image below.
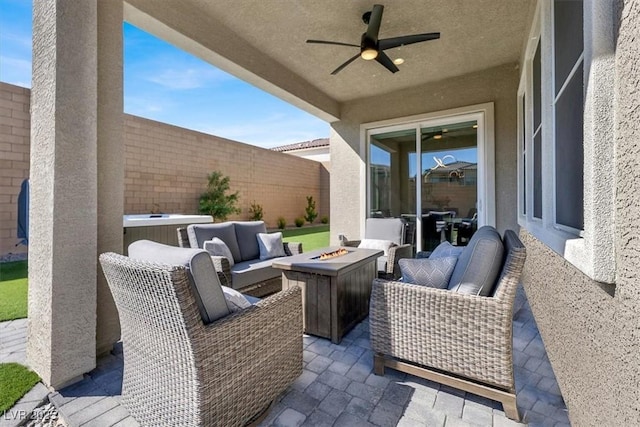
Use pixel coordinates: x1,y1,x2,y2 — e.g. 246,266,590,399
99,252,303,426
340,217,413,279
370,230,526,421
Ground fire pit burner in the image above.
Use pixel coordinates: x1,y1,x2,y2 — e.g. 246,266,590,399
312,248,349,260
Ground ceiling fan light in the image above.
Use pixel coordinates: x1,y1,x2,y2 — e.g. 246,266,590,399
393,58,404,65
361,48,378,60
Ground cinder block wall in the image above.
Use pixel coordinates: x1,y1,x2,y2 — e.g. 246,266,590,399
0,82,329,255
0,83,30,256
124,115,329,225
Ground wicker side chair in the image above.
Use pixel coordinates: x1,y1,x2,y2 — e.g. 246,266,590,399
99,252,303,426
369,230,526,421
340,217,413,279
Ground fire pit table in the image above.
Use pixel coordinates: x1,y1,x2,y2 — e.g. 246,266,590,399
272,247,383,343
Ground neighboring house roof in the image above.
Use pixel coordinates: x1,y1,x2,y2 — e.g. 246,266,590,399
271,138,329,153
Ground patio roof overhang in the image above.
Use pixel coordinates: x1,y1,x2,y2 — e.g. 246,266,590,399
123,0,536,121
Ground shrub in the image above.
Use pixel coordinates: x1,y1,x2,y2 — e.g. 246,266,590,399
248,201,264,221
198,171,241,221
304,196,318,224
294,217,305,227
320,215,329,224
277,216,287,230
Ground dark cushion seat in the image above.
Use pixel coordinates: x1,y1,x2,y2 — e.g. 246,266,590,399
447,225,504,296
231,257,287,290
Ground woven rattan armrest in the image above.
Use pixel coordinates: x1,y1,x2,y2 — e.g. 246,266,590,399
283,241,303,256
386,244,412,276
194,287,303,417
208,255,232,287
370,278,513,389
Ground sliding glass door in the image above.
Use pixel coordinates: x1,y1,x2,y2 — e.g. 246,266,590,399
367,111,490,253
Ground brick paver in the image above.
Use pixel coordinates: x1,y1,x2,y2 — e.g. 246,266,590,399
1,284,570,426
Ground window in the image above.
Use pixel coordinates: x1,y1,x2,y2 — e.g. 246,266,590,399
518,0,616,283
553,0,584,231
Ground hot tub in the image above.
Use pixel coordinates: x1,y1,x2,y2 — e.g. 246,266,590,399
123,214,213,253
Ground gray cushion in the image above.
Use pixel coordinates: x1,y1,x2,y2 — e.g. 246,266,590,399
430,241,464,259
187,223,241,263
364,218,406,244
203,237,235,267
234,221,267,261
257,232,287,260
230,257,283,290
127,240,231,323
399,257,458,288
448,226,504,296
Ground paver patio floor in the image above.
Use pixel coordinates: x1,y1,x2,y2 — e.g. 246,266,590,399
1,284,569,426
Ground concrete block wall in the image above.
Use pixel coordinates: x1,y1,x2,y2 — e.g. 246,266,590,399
0,83,30,257
124,115,329,226
0,81,329,255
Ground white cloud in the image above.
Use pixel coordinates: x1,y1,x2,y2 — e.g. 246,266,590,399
147,66,229,90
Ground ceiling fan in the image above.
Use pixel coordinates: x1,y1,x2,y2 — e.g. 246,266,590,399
307,4,440,75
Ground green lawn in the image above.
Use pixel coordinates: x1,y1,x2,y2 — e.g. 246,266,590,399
0,363,40,412
0,260,28,322
281,224,329,251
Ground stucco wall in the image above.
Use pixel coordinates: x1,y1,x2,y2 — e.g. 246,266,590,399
0,82,329,256
330,63,519,244
521,1,640,425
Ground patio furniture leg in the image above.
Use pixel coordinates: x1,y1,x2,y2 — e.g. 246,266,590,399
501,394,520,422
374,353,386,375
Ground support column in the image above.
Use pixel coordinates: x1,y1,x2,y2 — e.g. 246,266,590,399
96,0,124,356
28,0,98,388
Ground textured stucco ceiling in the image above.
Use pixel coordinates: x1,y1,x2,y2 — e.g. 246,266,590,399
125,0,535,115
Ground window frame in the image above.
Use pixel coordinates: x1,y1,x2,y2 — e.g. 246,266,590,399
517,0,616,284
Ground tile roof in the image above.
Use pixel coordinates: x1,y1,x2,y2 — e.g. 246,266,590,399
271,138,329,152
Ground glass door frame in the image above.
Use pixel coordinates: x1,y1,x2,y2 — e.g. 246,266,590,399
361,103,495,252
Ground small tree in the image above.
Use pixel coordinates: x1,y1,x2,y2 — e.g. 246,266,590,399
248,201,264,221
304,196,318,224
198,171,241,221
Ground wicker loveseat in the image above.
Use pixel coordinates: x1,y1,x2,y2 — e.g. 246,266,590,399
100,241,303,426
178,221,303,297
370,228,526,421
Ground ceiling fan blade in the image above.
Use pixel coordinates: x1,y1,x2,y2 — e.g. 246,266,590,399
379,32,441,50
306,39,360,48
365,4,384,41
375,51,399,73
331,53,361,75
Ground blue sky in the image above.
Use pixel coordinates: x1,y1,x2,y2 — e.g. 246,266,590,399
0,0,329,148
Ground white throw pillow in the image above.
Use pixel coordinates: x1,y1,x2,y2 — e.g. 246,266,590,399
221,286,252,312
358,238,396,256
203,237,235,267
256,232,286,260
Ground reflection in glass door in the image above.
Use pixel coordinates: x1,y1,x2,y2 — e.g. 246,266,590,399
420,121,478,251
368,119,480,252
